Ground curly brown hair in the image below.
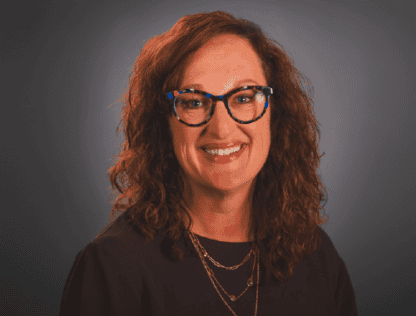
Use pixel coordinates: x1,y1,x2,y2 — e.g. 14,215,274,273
104,10,329,285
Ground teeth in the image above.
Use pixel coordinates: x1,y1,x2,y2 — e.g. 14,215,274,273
204,145,242,155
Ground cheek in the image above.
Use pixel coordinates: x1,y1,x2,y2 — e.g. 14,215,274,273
169,118,185,145
169,120,199,157
257,122,271,154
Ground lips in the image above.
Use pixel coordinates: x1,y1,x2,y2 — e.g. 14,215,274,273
202,141,245,150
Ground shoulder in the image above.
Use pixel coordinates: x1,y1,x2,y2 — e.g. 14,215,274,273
79,213,163,274
316,226,346,266
305,227,346,270
301,227,351,293
60,212,159,315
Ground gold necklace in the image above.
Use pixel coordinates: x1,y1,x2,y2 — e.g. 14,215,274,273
188,231,259,316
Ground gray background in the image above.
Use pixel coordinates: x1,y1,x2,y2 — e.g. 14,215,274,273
1,1,415,315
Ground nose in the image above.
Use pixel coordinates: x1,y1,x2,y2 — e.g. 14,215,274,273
208,98,235,126
202,98,238,137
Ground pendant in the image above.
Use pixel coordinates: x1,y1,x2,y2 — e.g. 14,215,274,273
247,276,253,287
230,295,236,301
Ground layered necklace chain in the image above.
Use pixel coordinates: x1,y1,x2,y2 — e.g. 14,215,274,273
188,231,260,316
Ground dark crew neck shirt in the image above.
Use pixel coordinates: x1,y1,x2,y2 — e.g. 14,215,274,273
59,210,357,315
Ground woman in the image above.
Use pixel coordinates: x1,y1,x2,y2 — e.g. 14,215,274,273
59,11,357,316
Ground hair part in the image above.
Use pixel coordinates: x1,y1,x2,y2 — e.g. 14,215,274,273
103,10,329,285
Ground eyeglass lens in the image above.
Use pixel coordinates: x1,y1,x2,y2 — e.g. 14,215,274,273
174,88,267,124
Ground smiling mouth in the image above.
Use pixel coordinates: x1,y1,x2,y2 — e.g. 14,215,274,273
203,144,245,155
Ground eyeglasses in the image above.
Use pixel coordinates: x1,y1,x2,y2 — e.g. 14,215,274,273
166,85,273,127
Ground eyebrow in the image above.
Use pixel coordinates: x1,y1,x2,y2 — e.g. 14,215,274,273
181,79,260,93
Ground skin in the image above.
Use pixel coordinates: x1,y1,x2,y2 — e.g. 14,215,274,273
167,34,271,242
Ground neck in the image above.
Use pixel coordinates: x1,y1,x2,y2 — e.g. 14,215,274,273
180,175,257,243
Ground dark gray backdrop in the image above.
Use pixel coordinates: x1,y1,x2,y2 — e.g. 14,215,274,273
1,1,415,315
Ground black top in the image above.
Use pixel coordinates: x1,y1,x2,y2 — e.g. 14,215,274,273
59,210,358,315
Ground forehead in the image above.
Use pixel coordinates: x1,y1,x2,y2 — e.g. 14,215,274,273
181,80,259,92
181,34,266,92
192,34,253,56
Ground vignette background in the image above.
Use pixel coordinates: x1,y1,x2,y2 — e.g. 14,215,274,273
1,1,415,315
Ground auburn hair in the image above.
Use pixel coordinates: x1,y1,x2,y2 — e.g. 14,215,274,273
104,10,329,285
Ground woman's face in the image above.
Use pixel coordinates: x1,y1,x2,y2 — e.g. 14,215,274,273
167,34,271,194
